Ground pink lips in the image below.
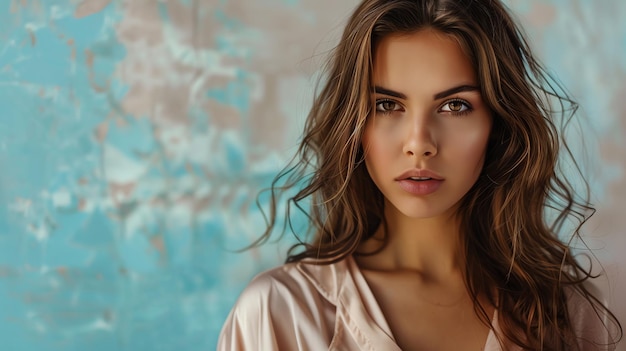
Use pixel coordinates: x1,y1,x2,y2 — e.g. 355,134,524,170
395,169,444,196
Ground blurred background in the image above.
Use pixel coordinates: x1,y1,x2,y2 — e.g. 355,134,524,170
0,0,624,350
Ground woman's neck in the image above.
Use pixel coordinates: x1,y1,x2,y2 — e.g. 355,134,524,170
356,203,464,283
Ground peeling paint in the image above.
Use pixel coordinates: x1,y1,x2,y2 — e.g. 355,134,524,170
0,0,624,350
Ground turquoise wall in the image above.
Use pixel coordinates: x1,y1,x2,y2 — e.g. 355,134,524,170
1,1,624,350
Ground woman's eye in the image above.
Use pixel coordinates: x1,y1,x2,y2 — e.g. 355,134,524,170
440,99,471,114
375,100,401,113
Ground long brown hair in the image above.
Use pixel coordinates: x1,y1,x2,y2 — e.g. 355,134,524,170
252,0,622,349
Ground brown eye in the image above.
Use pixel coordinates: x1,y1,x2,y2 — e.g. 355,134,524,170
381,101,395,110
375,99,401,113
440,99,471,114
448,101,463,112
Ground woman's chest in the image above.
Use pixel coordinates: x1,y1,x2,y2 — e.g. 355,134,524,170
383,300,491,350
363,273,494,350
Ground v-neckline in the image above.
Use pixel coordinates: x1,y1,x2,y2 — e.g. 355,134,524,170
346,255,500,350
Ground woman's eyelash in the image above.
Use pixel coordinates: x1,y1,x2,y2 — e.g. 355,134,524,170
440,98,473,115
374,99,401,114
374,98,473,116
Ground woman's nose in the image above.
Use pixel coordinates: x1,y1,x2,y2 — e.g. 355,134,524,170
402,116,437,158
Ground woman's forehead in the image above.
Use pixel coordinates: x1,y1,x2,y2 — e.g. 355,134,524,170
372,30,478,96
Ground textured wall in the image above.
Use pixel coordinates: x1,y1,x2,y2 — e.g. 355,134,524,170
0,0,624,350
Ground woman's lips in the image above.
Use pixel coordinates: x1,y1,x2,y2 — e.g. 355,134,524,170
396,178,443,195
395,169,444,181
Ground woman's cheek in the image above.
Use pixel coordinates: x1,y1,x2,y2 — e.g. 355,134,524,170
448,124,491,173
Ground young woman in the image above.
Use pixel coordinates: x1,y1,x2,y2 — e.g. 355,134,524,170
218,0,622,350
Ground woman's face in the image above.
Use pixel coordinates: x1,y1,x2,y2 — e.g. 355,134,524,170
362,29,492,220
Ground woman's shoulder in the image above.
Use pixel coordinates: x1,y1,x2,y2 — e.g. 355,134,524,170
217,258,350,350
238,257,349,306
565,282,620,350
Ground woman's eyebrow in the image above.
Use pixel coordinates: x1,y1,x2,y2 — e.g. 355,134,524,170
433,84,479,99
372,86,406,99
372,84,480,100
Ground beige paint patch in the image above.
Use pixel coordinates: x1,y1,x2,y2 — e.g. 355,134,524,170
527,2,556,28
74,0,112,18
85,49,110,93
95,121,109,142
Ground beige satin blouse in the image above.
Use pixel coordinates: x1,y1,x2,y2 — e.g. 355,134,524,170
218,256,615,350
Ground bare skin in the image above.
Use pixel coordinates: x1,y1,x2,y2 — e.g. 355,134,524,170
356,29,495,350
356,227,494,351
